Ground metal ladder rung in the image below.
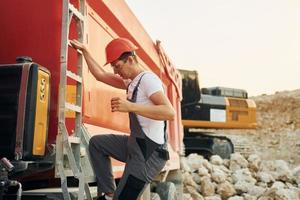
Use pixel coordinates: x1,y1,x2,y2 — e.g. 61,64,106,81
69,3,84,21
66,70,82,83
62,168,74,177
68,136,81,144
65,102,82,113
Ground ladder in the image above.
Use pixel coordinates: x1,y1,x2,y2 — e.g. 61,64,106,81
57,0,94,199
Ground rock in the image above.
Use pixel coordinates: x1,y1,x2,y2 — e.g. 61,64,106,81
202,159,213,173
227,196,244,200
226,176,234,184
183,172,198,188
218,165,231,174
156,182,176,200
248,154,261,172
232,169,256,184
257,182,268,188
275,188,299,200
223,159,230,168
243,193,257,200
257,172,275,183
257,197,274,200
183,193,192,200
288,187,300,199
184,185,195,194
234,181,255,194
187,154,205,171
292,165,300,184
211,167,227,183
204,195,222,200
192,172,202,184
198,165,210,177
272,160,293,182
259,187,277,199
271,181,285,190
185,185,204,200
260,160,276,172
260,158,294,183
230,153,249,171
191,192,205,200
151,192,161,200
200,176,215,197
247,185,267,198
210,155,223,165
216,181,236,199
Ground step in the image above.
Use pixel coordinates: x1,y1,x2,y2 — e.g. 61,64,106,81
66,70,82,83
68,136,81,144
65,102,82,113
23,186,97,199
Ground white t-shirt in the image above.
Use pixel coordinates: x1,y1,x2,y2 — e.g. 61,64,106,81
126,71,165,144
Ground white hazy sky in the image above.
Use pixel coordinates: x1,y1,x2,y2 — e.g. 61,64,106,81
126,0,300,96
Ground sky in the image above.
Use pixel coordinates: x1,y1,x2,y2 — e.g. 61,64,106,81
126,0,300,96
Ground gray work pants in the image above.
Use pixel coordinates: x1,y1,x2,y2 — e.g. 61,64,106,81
89,134,166,200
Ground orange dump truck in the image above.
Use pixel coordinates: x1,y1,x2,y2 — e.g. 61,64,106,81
0,0,183,199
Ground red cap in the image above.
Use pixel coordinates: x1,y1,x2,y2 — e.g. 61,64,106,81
104,37,138,65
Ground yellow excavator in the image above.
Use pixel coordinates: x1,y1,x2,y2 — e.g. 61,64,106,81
179,69,256,158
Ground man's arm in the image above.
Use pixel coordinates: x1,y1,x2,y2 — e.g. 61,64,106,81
70,40,126,89
111,91,175,121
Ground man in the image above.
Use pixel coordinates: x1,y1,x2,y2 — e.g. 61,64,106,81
70,38,175,200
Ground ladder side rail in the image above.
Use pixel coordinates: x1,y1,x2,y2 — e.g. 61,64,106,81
73,0,85,185
59,0,70,123
56,0,70,187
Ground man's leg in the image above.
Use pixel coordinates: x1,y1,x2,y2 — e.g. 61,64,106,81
113,167,149,200
88,134,128,196
112,148,166,200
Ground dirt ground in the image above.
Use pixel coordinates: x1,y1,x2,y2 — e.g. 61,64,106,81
215,89,300,167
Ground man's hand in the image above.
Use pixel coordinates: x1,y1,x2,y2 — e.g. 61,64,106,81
111,97,132,112
70,39,86,51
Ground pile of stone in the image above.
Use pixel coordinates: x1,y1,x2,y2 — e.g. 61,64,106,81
253,89,300,132
181,153,300,200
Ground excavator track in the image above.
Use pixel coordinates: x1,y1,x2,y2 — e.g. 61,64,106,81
184,129,255,159
208,132,255,157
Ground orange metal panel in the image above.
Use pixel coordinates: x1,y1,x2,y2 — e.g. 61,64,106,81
82,5,130,133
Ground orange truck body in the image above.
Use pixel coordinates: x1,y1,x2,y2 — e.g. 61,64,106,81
0,0,183,178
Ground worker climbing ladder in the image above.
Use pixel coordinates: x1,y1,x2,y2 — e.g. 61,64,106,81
57,0,94,199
